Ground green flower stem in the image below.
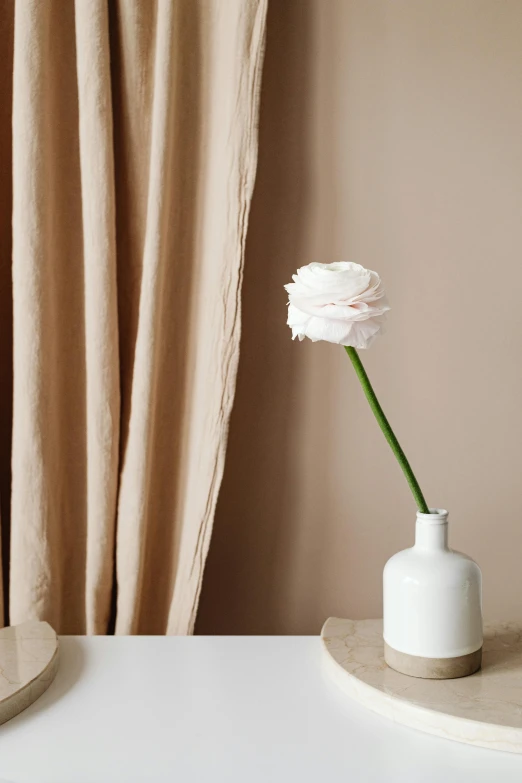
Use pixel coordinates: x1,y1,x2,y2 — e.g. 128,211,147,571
344,346,430,514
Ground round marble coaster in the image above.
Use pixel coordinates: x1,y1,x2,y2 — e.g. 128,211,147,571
322,618,522,754
0,620,59,726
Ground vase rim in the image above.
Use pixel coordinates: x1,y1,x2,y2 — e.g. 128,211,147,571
416,508,448,523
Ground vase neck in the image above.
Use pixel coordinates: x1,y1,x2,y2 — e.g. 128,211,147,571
414,509,449,551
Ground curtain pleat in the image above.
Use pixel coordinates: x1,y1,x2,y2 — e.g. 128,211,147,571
74,0,120,634
165,0,268,635
111,0,184,634
8,0,267,634
11,0,94,631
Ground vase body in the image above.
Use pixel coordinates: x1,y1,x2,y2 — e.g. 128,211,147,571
383,509,482,679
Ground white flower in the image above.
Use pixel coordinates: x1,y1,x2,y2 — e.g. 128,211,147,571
284,261,390,348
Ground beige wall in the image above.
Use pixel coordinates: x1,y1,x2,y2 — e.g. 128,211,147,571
197,0,522,634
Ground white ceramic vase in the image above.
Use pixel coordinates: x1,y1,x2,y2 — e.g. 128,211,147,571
383,508,482,679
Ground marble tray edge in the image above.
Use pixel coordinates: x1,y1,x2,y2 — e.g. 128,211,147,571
0,623,60,727
321,618,522,755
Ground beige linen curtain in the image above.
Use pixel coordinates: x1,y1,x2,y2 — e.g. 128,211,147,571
0,0,267,634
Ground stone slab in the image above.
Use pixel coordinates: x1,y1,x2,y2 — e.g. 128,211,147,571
0,620,59,726
322,618,522,753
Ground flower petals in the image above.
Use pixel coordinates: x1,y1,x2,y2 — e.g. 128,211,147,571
285,261,389,348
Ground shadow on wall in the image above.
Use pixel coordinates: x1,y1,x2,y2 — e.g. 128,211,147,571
189,0,522,634
196,0,314,634
0,3,14,622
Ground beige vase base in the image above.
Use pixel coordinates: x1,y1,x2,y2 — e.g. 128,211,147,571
384,641,482,679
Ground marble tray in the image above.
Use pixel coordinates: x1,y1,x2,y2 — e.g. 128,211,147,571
0,620,59,726
322,618,522,754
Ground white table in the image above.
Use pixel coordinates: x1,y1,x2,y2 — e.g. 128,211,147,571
1,636,522,782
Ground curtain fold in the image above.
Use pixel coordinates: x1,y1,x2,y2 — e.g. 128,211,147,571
6,0,267,634
74,0,121,634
